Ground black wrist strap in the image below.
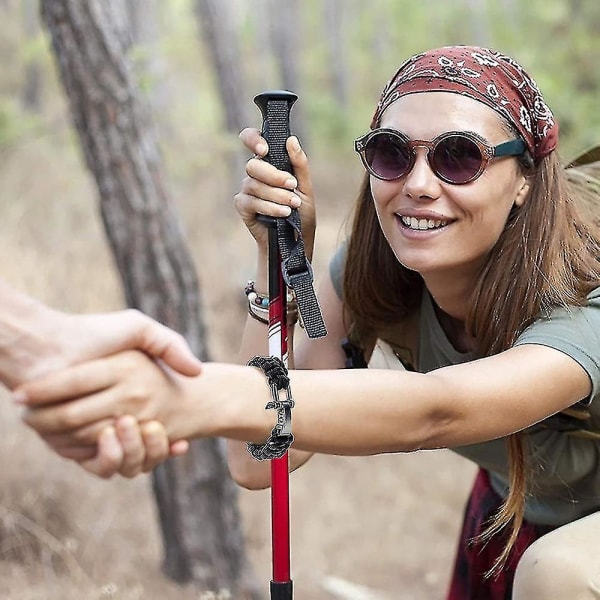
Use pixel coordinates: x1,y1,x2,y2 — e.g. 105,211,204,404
246,355,295,461
278,209,327,339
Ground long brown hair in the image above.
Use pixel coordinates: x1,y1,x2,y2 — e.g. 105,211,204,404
343,151,600,571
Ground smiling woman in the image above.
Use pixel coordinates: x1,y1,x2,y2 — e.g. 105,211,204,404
16,46,600,600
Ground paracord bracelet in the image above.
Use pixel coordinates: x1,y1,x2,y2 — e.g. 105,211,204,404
246,355,295,461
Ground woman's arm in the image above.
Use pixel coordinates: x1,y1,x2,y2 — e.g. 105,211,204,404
17,343,591,457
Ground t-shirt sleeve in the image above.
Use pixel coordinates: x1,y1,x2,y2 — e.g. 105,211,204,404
514,287,600,401
328,242,347,300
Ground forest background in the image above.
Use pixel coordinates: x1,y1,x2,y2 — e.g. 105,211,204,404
0,1,599,599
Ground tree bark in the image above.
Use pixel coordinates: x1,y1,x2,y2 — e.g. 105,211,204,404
193,0,252,194
194,0,251,133
21,0,42,111
40,1,259,596
265,0,307,142
125,0,170,127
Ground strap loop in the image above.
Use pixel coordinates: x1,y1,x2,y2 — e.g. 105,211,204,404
277,210,327,338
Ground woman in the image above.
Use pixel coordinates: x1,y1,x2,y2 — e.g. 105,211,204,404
17,46,600,598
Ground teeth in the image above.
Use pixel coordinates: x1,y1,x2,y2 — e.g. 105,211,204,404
401,216,447,230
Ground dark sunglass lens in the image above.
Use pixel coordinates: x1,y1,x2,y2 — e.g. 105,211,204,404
365,133,411,180
433,135,483,183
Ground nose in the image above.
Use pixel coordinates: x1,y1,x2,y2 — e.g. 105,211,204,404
402,147,442,200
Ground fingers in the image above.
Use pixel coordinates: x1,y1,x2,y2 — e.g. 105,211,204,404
79,426,124,479
17,351,165,437
115,415,147,477
22,386,121,436
236,174,300,219
239,127,268,156
78,417,176,479
15,357,115,407
169,439,190,457
42,418,114,450
139,420,171,472
114,418,176,476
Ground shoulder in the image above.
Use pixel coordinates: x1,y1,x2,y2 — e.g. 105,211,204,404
328,242,347,300
515,287,600,398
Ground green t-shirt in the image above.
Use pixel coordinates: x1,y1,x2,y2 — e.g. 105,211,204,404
330,244,600,526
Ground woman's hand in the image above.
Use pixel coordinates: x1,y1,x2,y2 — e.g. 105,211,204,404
16,351,196,447
234,128,316,259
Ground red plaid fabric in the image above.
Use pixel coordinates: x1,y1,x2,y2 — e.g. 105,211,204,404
446,469,555,600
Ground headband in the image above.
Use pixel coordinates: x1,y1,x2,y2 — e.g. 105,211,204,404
372,46,559,161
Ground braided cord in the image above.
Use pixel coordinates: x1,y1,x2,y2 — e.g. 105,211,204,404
247,356,295,461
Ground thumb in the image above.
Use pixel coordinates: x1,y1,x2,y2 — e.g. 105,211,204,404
123,313,203,377
287,136,313,197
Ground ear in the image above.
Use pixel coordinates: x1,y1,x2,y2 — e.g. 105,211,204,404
514,177,530,208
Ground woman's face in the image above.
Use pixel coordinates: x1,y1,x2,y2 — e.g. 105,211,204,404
372,92,529,282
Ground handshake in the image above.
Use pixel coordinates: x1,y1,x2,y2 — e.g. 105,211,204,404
2,281,203,479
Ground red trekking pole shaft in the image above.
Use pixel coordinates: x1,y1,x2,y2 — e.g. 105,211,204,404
254,90,298,600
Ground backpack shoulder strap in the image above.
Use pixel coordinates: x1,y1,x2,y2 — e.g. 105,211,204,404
343,307,420,371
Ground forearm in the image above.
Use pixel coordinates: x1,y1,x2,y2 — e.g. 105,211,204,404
210,348,589,456
184,364,446,455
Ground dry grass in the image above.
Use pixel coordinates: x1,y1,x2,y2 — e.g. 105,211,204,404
0,123,476,599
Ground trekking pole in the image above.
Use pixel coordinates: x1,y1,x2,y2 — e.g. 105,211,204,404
254,90,327,599
254,90,297,600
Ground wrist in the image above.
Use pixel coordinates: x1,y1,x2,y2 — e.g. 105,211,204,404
189,363,275,444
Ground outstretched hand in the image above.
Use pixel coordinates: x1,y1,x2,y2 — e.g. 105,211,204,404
16,350,195,448
12,345,197,478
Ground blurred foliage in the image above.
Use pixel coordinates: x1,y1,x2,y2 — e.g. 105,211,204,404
0,0,598,165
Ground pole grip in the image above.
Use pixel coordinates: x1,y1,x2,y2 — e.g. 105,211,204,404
254,90,298,175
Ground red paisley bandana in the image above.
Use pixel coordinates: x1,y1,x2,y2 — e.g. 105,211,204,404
372,46,559,161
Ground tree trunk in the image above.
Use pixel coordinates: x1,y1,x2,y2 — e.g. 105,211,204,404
265,0,307,143
40,1,259,597
194,0,251,133
193,0,252,194
21,0,42,111
125,0,170,129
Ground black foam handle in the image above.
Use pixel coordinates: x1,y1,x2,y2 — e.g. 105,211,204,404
254,90,298,174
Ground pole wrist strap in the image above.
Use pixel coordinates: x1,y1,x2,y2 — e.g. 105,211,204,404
247,355,295,461
277,210,327,339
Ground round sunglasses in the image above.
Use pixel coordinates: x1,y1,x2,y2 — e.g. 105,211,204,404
354,128,526,185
